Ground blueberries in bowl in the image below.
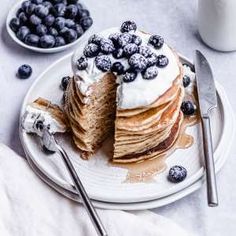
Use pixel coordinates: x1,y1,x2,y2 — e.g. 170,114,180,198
9,0,93,49
17,64,32,79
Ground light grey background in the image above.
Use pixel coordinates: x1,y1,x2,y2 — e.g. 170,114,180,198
1,0,236,235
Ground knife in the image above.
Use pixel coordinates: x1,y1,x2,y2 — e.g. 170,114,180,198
194,50,218,207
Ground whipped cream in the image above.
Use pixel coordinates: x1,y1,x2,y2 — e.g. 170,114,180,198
72,27,180,109
22,105,66,136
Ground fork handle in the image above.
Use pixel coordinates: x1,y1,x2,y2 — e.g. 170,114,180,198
202,116,218,207
57,145,108,236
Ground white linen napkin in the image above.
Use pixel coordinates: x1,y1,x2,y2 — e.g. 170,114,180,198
0,143,190,236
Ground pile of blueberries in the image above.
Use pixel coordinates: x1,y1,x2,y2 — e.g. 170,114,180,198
76,21,169,82
9,0,93,48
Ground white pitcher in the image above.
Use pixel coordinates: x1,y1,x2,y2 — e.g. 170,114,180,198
198,0,236,51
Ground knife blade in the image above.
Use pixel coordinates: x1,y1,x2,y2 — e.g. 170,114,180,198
194,50,218,207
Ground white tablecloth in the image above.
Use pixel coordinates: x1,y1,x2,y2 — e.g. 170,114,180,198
0,1,236,235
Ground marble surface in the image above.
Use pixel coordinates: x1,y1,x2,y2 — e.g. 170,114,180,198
0,0,236,235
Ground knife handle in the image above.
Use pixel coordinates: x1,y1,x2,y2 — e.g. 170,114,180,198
202,116,218,207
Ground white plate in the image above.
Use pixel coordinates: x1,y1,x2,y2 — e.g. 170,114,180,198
6,0,93,53
19,53,233,203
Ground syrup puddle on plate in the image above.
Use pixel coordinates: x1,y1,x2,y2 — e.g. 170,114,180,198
110,113,200,183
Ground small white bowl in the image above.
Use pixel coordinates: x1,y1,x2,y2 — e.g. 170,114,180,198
6,0,93,53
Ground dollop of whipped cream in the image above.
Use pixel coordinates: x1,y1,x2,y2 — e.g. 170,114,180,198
72,27,180,109
22,105,66,136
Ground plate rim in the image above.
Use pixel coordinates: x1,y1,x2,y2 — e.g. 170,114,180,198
19,52,231,203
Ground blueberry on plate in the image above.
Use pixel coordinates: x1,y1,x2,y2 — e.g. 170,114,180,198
112,48,124,59
54,17,66,30
100,39,115,54
118,32,133,48
123,43,139,57
76,56,88,70
129,53,148,72
48,27,58,36
17,64,32,79
34,5,49,18
40,35,55,48
36,24,48,36
24,34,40,47
156,55,169,68
132,34,142,46
168,165,187,183
25,3,36,16
83,43,99,57
72,24,84,37
95,55,112,72
120,20,137,33
63,28,77,43
108,32,121,47
16,26,30,41
18,12,28,25
55,36,66,47
9,18,21,32
88,34,102,45
181,101,195,115
52,3,66,17
147,53,158,66
43,14,55,27
122,69,137,83
138,46,152,58
111,62,125,75
65,19,75,28
183,75,191,87
142,66,158,80
80,16,93,30
29,14,42,26
65,4,78,19
60,76,71,90
148,35,164,49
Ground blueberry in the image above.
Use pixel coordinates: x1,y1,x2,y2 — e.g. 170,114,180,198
118,33,133,47
16,26,30,41
35,120,44,131
142,66,158,80
65,4,78,18
18,12,28,25
9,18,21,32
24,34,40,47
88,34,102,45
123,69,137,83
36,24,48,36
138,46,152,58
63,28,77,43
48,27,58,36
52,3,66,17
40,35,55,48
112,48,124,59
25,3,36,16
16,8,23,17
168,165,187,183
31,0,43,4
17,64,32,79
59,26,69,36
132,34,142,45
129,53,148,72
100,39,115,54
181,101,195,115
183,75,191,87
111,62,125,75
76,56,88,70
95,55,112,72
21,1,31,12
42,1,53,10
123,43,139,57
148,35,164,49
35,5,49,18
80,16,93,30
72,24,84,37
54,17,66,30
108,32,121,47
65,19,75,28
29,14,42,26
120,20,137,33
43,14,55,27
156,55,169,68
147,53,158,66
55,36,66,47
81,9,90,18
83,43,99,57
61,76,71,90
